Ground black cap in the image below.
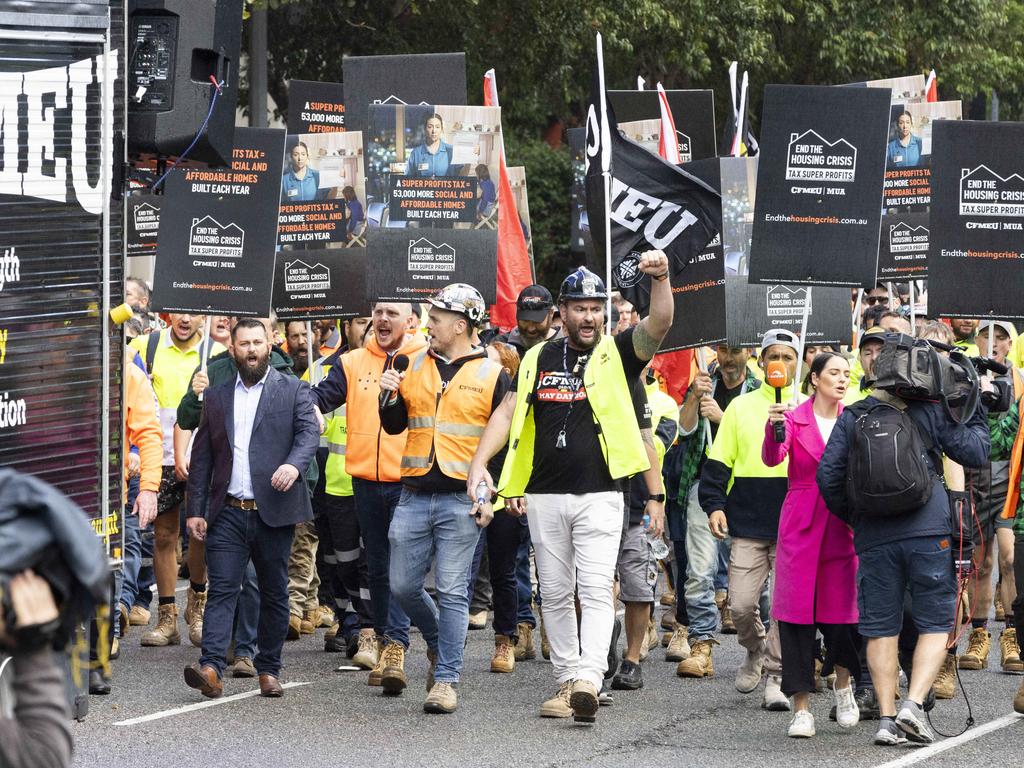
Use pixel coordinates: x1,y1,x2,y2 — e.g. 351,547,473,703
516,285,553,322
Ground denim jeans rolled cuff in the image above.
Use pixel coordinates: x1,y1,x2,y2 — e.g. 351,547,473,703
683,483,720,640
389,488,481,683
352,477,410,648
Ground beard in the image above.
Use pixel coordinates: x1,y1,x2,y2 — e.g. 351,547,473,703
565,320,602,351
235,350,270,386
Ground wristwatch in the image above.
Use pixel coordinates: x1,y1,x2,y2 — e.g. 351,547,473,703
648,493,666,503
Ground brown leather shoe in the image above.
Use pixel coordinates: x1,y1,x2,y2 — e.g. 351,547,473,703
183,664,223,698
259,674,284,697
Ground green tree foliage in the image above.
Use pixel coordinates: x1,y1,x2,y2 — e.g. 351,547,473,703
251,0,1024,283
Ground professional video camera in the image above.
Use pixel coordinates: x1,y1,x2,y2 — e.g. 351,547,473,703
869,333,987,424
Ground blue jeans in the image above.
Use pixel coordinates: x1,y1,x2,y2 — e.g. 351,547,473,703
683,484,722,640
389,488,481,683
515,520,538,622
233,559,259,660
200,505,294,678
715,541,729,592
116,477,155,625
352,478,410,647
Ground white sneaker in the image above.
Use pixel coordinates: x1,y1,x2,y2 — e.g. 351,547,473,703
788,709,815,738
735,646,765,693
834,682,860,729
763,675,791,711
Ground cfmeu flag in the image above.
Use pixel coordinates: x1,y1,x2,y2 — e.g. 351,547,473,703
483,68,532,331
584,41,720,315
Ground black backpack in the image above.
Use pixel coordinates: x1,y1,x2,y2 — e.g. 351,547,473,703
845,399,934,517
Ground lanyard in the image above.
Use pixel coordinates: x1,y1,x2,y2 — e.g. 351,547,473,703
555,339,590,449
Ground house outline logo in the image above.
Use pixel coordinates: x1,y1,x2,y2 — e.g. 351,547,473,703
187,215,245,259
888,222,929,253
959,165,1024,217
675,130,693,163
785,129,857,183
284,259,331,293
373,95,431,107
766,285,811,317
407,237,456,273
132,201,159,232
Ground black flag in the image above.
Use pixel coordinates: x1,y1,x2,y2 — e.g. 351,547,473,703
585,60,721,314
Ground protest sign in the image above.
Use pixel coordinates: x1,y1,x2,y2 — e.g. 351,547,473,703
506,165,535,274
365,228,497,304
876,100,961,280
365,104,502,228
151,127,285,316
279,131,366,247
342,53,466,136
846,74,927,104
272,248,369,320
567,127,597,270
126,192,160,257
748,84,890,287
288,79,346,134
608,89,717,163
722,156,851,346
929,120,1024,320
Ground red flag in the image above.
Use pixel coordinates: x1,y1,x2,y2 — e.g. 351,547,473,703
484,69,532,331
925,69,938,102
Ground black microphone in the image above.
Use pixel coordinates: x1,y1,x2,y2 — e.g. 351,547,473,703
379,354,410,410
766,360,787,444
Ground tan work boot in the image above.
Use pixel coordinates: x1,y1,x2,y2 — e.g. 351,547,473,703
660,611,676,631
539,680,573,718
380,641,407,694
540,620,551,660
959,627,992,670
491,635,515,673
676,637,717,678
569,679,599,723
665,626,691,662
716,589,737,634
1000,628,1023,672
184,587,206,647
933,653,958,699
514,622,536,661
1015,678,1024,714
353,629,380,670
325,622,340,641
367,636,387,686
995,590,1005,622
468,609,488,630
286,613,302,641
424,682,457,714
317,605,335,628
300,609,316,635
660,589,676,607
140,604,180,647
128,605,151,626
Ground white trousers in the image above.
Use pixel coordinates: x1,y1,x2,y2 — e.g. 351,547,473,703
525,491,622,689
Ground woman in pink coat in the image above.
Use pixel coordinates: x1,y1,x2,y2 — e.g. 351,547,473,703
763,351,860,738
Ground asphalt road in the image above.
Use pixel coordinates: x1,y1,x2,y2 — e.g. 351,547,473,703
73,585,1023,768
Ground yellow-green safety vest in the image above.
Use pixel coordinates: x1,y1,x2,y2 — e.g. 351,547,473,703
498,334,650,497
310,356,353,497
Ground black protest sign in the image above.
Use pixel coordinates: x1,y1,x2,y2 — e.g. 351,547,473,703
607,90,717,163
568,127,597,270
126,193,160,257
151,127,286,316
272,248,369,320
288,79,345,134
748,85,890,287
720,157,850,347
366,228,497,304
279,131,366,247
341,53,466,135
929,120,1024,320
876,101,961,280
365,104,501,227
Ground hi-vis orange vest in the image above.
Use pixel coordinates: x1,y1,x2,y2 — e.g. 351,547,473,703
342,333,428,483
399,350,501,481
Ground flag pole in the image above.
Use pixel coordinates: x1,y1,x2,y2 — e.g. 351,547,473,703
792,287,812,404
695,346,713,449
852,287,863,331
198,315,212,403
596,32,613,334
908,281,916,331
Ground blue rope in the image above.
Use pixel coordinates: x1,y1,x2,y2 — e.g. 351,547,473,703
152,78,224,191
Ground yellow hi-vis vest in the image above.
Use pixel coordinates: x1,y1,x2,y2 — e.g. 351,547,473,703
498,335,650,497
309,355,352,497
399,351,501,481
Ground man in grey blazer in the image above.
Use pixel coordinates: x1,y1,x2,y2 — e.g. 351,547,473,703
184,318,319,698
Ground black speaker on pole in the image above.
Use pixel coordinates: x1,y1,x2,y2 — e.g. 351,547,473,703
126,0,241,167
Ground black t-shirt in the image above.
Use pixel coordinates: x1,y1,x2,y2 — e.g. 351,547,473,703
710,378,745,440
513,328,651,494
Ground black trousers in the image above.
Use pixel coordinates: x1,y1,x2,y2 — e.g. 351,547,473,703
778,620,862,697
468,510,525,638
317,493,373,630
673,538,691,626
1014,535,1024,641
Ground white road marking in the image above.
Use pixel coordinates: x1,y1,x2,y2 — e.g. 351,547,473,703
113,682,311,726
871,713,1023,768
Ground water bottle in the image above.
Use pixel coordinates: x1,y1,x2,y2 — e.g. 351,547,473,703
642,513,670,560
475,481,490,505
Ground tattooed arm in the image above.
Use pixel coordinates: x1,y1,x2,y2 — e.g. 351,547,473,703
632,249,673,362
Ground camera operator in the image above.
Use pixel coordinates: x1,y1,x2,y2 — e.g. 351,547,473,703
817,333,991,746
959,321,1023,674
0,570,73,768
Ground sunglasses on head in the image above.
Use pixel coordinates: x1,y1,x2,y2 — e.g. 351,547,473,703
865,296,889,306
